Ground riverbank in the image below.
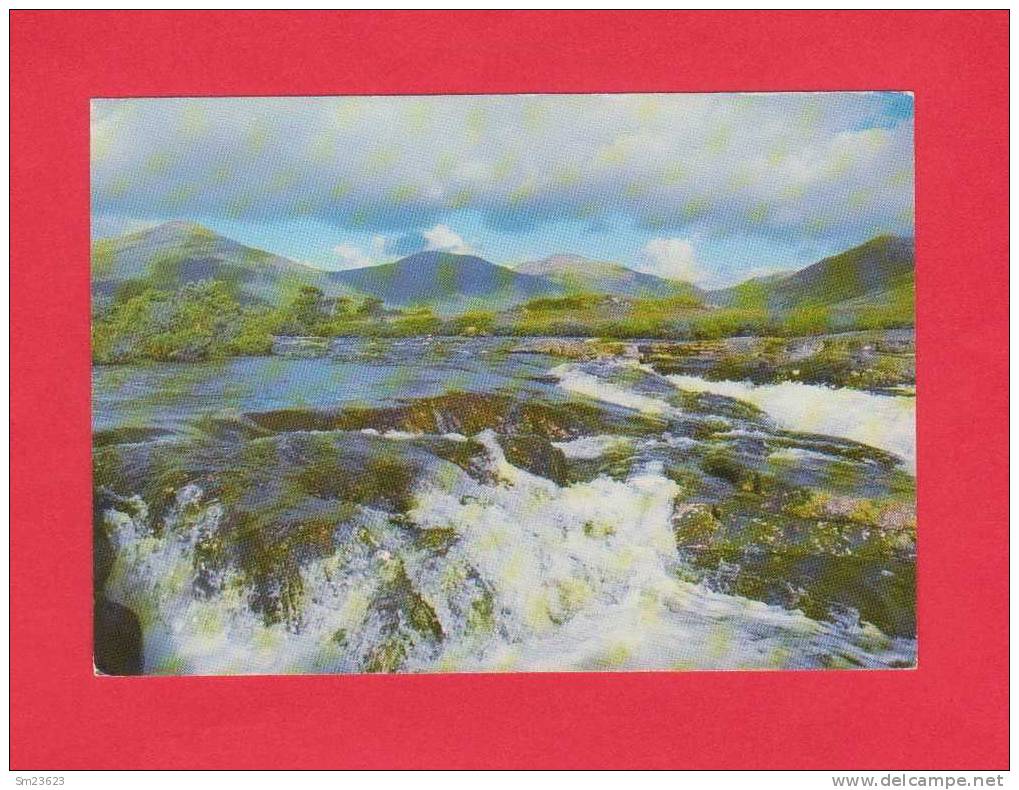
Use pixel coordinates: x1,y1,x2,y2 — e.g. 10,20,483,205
269,328,916,394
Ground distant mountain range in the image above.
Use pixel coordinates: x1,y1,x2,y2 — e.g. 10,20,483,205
91,220,350,304
91,221,914,315
325,250,564,313
514,255,700,299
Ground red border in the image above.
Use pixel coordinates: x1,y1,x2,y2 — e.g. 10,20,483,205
11,11,1009,769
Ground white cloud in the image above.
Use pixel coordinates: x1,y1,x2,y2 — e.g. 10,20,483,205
91,93,914,246
637,238,705,283
331,234,388,269
369,234,387,257
422,224,471,254
91,215,160,239
331,243,372,269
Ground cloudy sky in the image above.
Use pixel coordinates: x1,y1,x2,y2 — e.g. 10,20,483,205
91,92,913,287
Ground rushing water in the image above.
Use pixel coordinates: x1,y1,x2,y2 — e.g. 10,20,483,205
93,336,916,674
663,375,916,472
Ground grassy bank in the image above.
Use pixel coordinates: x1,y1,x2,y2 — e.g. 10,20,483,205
92,281,914,365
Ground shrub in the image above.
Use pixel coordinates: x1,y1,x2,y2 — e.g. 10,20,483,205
91,280,275,364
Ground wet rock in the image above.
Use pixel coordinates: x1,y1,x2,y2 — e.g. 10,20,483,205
414,526,459,554
417,436,494,483
767,431,901,468
782,490,917,534
257,390,667,440
466,588,496,634
243,409,337,433
699,448,749,487
497,435,569,485
876,502,917,531
670,477,916,639
360,556,444,673
272,336,331,358
672,502,723,547
362,638,410,674
509,338,598,359
94,598,143,675
193,413,271,443
640,329,915,392
93,498,143,674
673,390,765,421
221,504,354,630
287,435,421,512
566,443,642,484
509,338,634,360
93,425,172,448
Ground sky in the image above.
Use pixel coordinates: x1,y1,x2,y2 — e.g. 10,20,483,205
91,92,914,288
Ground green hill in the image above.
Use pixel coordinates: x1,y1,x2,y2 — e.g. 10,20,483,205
91,221,345,305
515,254,701,299
326,250,564,314
708,235,914,311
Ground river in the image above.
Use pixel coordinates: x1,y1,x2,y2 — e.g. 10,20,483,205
92,336,917,674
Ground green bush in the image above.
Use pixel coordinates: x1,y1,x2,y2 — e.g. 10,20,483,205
92,280,276,364
782,304,832,336
444,310,495,335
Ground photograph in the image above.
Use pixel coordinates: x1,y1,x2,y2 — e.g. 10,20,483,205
91,92,917,675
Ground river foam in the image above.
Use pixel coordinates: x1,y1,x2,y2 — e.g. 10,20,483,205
551,359,915,471
101,427,914,674
664,374,916,471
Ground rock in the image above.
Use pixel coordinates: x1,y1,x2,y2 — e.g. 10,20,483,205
510,338,636,360
699,448,748,487
93,497,144,674
93,426,172,448
251,391,666,440
877,502,917,531
271,336,331,358
94,598,143,675
509,338,597,359
672,502,723,547
359,556,444,673
639,330,915,392
497,435,570,485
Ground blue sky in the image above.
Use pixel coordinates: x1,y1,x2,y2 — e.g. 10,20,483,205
91,92,913,287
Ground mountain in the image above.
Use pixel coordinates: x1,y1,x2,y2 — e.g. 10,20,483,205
515,254,701,299
92,223,914,322
92,223,563,313
326,250,564,313
706,235,914,309
91,221,346,304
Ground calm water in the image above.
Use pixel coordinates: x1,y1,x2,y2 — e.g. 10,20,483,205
93,337,561,435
